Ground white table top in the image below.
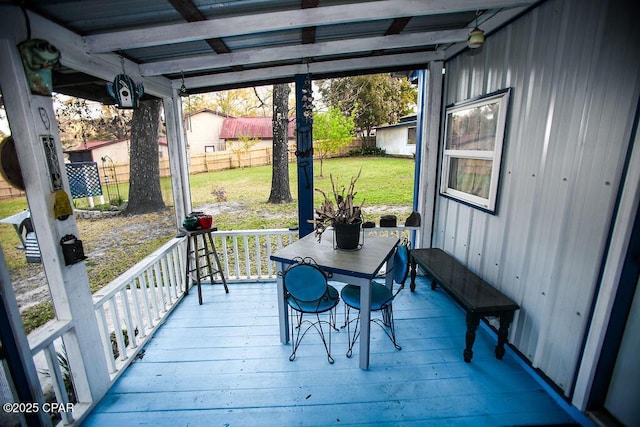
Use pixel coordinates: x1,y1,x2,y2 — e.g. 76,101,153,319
271,230,399,279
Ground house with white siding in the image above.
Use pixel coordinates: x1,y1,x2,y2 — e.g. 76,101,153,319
375,115,417,157
183,109,227,153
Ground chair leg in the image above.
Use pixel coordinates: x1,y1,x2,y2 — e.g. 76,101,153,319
344,305,361,358
344,305,401,356
372,305,401,351
288,308,336,364
289,309,303,362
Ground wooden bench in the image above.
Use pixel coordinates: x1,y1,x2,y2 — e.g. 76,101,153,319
409,248,519,363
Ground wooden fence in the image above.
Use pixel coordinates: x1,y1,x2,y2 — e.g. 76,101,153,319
0,139,366,199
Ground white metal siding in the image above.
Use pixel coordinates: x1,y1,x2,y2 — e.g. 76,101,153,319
434,0,640,394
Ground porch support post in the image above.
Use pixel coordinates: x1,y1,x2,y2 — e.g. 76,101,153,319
295,74,314,237
415,61,444,248
572,103,640,410
0,36,110,404
0,247,49,426
163,92,192,227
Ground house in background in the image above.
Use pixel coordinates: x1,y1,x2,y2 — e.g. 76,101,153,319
62,113,294,168
219,116,296,150
184,109,228,153
64,138,169,164
375,114,417,157
184,111,297,154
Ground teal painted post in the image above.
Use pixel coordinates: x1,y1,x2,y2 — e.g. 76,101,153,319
295,74,314,237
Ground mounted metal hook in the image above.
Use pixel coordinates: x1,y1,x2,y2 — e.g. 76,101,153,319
179,71,188,96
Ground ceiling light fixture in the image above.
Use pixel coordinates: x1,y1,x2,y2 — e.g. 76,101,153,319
467,11,485,49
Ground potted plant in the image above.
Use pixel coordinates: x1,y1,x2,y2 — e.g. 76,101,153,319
310,169,365,249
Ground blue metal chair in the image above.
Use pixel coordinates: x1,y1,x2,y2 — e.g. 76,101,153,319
341,240,410,358
283,257,340,364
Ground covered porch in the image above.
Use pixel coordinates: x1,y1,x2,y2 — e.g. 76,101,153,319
1,0,639,426
83,279,580,426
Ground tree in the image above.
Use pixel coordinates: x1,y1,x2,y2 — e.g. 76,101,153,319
181,86,278,117
317,74,417,141
95,105,132,140
55,95,132,149
313,106,355,177
124,99,165,215
267,83,292,204
229,134,259,168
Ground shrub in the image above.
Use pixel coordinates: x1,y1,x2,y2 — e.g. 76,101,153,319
348,146,386,156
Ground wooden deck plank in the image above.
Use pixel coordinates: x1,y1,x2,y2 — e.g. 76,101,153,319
81,278,581,426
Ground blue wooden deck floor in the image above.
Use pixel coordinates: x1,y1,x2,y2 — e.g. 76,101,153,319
82,276,586,426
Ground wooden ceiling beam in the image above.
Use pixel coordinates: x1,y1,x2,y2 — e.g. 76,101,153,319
141,29,464,76
178,50,443,90
167,0,231,54
301,0,319,45
385,17,412,35
85,0,536,53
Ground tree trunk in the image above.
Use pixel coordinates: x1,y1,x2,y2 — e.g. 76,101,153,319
124,99,166,215
268,83,293,204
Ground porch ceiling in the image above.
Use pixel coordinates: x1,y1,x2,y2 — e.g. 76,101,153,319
3,0,537,102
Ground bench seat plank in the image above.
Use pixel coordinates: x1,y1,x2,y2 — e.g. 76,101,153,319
410,248,519,363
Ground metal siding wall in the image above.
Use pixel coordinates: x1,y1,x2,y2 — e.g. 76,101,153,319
435,0,640,395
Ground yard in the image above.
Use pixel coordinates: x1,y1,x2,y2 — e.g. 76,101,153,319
0,156,415,333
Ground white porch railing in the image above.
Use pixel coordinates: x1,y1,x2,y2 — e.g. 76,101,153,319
26,226,419,424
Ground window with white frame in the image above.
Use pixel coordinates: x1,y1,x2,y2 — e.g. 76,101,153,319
440,88,510,213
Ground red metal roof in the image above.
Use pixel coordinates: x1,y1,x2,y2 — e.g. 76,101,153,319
220,117,296,139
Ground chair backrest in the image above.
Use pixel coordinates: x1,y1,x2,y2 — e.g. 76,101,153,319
393,242,410,285
284,262,328,302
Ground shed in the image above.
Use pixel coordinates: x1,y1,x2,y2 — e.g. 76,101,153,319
375,115,417,157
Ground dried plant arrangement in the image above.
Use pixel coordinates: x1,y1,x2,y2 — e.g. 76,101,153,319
310,168,365,241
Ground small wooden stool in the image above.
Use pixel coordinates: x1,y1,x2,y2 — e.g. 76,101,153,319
183,227,229,304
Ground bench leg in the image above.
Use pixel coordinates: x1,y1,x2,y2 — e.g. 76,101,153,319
410,258,417,291
464,312,480,363
495,311,514,360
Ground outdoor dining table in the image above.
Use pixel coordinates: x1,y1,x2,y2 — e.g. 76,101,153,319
271,230,399,369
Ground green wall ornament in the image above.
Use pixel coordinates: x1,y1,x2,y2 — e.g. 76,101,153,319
17,39,60,96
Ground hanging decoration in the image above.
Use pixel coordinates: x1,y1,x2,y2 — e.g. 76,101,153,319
53,189,73,221
296,61,314,139
179,71,188,96
17,39,60,96
301,74,314,123
106,73,144,109
179,71,193,128
467,11,485,49
107,58,144,109
41,135,63,192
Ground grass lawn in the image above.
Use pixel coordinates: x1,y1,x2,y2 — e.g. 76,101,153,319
1,156,415,332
